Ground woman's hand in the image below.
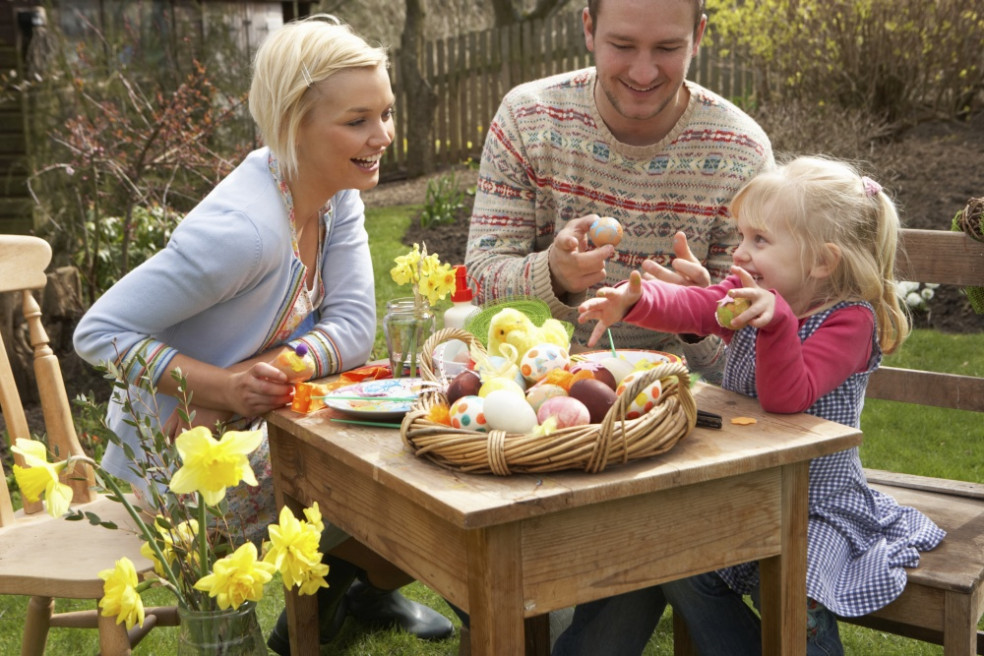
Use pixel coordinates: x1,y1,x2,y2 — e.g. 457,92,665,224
548,215,616,296
725,265,776,329
224,362,296,418
577,270,644,347
641,231,711,288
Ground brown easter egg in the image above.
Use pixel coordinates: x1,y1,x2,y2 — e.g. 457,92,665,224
569,361,618,391
446,369,482,406
568,378,618,423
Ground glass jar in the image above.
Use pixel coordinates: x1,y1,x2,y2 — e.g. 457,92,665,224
176,601,266,656
383,297,435,378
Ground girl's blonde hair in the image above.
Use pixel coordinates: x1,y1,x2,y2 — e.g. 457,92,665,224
730,156,909,354
248,14,389,181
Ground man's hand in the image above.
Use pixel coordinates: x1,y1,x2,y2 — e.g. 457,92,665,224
578,270,644,346
641,231,711,288
549,215,615,296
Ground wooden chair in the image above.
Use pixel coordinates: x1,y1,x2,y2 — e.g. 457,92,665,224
0,235,178,655
836,228,984,655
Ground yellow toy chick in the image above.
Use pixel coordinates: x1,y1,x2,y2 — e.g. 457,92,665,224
487,308,570,365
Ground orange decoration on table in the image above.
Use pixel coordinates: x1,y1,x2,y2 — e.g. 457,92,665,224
730,416,758,425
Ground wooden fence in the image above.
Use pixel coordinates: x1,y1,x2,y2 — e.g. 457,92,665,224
384,10,757,175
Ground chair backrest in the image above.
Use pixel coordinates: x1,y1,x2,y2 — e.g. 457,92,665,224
0,235,94,526
864,229,984,413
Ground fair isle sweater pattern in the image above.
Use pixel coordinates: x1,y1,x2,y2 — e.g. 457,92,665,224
466,68,774,353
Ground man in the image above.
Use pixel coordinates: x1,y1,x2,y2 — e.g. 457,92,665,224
465,0,773,378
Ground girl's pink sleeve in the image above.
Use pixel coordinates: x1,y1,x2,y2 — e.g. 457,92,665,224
755,298,874,413
624,276,742,339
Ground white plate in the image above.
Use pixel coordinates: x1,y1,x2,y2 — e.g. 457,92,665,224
577,349,683,368
321,378,429,421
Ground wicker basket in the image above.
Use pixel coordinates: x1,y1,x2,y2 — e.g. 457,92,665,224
401,327,697,475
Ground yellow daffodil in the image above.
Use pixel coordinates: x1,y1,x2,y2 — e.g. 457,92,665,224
10,438,74,518
98,557,146,629
169,427,262,506
193,542,276,610
140,517,200,577
263,503,328,593
390,243,455,308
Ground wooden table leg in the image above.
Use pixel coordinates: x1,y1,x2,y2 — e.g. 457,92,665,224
269,426,320,656
759,462,808,656
466,524,526,656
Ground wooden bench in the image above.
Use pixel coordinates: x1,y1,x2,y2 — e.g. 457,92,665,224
673,228,984,655
835,228,984,655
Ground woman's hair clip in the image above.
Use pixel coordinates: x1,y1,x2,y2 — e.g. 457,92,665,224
301,63,314,88
861,176,882,198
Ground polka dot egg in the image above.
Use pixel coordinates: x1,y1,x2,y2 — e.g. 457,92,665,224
520,343,571,383
449,395,488,432
588,216,623,247
615,371,663,420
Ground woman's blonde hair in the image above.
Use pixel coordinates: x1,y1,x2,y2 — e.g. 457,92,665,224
730,155,910,354
248,14,389,181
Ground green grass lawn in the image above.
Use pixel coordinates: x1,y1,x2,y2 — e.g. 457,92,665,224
1,204,978,654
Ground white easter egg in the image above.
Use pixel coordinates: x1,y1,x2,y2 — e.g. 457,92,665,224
519,343,571,383
599,356,635,385
615,371,663,420
448,395,487,432
484,389,539,433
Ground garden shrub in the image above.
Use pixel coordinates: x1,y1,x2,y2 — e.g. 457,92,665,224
706,0,984,121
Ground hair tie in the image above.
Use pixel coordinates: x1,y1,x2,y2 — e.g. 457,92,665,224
861,176,882,198
300,63,314,88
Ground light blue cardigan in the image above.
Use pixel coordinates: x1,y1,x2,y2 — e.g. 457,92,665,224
74,147,376,484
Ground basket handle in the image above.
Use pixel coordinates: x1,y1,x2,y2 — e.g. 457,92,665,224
418,327,488,383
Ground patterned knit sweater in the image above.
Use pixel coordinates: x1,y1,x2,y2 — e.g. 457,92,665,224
465,68,774,362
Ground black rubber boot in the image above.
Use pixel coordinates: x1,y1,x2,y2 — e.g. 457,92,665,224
346,577,454,640
267,555,359,655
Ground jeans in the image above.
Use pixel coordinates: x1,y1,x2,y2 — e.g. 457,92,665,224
552,572,843,656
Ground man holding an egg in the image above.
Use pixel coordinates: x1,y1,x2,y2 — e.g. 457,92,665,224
464,0,774,382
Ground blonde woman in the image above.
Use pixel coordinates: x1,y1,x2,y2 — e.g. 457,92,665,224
74,15,453,653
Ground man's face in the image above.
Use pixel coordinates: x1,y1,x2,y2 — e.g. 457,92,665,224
584,0,705,144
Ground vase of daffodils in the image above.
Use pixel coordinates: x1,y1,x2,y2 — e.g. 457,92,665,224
386,243,454,378
11,363,330,654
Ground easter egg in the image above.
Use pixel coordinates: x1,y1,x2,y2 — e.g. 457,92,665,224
479,377,526,398
588,216,623,247
446,369,482,406
537,396,591,428
526,383,567,411
449,395,487,432
478,355,526,389
520,343,571,383
484,389,539,433
598,356,635,386
715,295,751,328
568,378,618,424
616,371,664,420
569,361,617,390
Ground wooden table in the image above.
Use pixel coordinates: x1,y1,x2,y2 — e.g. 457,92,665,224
267,382,861,656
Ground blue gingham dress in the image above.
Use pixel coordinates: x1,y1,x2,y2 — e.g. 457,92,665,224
716,301,946,616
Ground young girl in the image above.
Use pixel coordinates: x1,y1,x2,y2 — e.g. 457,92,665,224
571,156,945,655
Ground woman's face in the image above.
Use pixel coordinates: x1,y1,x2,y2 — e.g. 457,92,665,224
296,65,395,194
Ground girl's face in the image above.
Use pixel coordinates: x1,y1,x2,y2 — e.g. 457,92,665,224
295,65,395,196
732,212,818,315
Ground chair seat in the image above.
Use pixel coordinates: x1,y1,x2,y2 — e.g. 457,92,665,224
868,481,984,594
0,495,155,600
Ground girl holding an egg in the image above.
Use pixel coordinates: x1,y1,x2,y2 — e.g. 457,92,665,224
563,156,944,656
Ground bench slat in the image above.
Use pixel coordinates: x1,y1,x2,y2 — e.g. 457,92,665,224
897,229,984,286
866,367,984,412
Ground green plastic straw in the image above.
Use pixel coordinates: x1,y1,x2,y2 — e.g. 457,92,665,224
329,418,403,429
607,328,617,357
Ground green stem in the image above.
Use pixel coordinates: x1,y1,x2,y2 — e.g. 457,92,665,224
197,493,209,609
92,464,185,605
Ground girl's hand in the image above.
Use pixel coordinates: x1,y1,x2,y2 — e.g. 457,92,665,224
727,265,776,329
578,270,644,346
